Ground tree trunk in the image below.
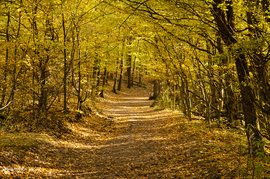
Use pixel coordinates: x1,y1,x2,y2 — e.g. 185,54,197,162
11,1,22,102
62,10,68,113
100,66,107,98
113,58,119,94
38,64,47,119
152,80,160,100
92,58,99,96
77,30,82,110
127,54,132,89
131,56,136,87
212,0,263,154
139,68,142,86
118,51,124,91
32,0,38,123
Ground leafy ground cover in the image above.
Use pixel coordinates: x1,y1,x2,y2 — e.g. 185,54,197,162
0,82,270,178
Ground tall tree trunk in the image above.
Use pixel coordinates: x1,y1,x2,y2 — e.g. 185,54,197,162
127,54,132,89
1,5,10,107
139,67,143,86
118,38,125,91
100,66,107,98
127,37,132,89
62,8,68,113
32,0,38,122
77,29,82,110
183,75,191,120
131,56,136,87
92,57,100,96
247,1,270,135
97,69,101,92
11,0,22,102
212,0,263,154
113,58,119,94
38,63,48,120
118,58,123,91
207,41,217,121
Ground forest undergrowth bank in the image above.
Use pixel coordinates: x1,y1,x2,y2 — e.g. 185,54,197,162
0,81,270,178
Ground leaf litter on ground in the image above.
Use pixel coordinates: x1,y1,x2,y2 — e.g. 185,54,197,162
0,81,270,178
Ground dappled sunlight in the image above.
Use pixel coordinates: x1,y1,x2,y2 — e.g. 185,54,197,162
113,113,182,122
0,81,253,179
0,165,68,177
45,138,100,150
104,95,149,100
66,123,101,138
135,136,169,141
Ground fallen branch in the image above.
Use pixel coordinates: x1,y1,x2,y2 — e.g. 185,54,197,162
0,101,12,111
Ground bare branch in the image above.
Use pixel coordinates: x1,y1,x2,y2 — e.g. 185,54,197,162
0,101,12,111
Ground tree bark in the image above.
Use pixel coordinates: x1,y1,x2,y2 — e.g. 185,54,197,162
212,0,263,154
77,30,82,110
152,80,160,100
62,8,68,113
127,54,132,89
118,42,124,91
113,58,119,94
100,66,107,98
131,56,136,87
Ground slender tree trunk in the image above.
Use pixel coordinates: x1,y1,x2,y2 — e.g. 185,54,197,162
32,0,38,123
197,60,210,123
127,37,132,89
182,74,191,120
100,66,107,98
131,57,136,87
127,54,132,89
77,30,81,110
62,8,67,113
97,69,101,92
113,58,119,94
1,5,11,107
71,18,76,96
207,41,217,116
118,38,125,91
11,1,22,102
118,58,123,91
139,67,143,86
92,57,100,96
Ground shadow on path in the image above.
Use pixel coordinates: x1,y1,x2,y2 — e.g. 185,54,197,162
64,89,220,179
0,87,222,179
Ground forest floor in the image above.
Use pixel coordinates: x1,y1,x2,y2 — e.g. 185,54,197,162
1,81,270,178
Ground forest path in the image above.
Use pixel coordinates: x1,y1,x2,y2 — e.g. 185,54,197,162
87,88,185,178
0,84,223,178
64,86,220,179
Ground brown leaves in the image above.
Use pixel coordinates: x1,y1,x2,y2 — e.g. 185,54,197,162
1,84,270,178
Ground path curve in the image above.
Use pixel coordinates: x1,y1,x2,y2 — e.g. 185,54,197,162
64,88,219,179
79,89,190,178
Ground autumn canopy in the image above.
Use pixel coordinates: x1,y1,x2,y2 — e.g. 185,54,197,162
1,0,270,178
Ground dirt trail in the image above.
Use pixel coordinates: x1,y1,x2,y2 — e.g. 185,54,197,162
65,88,208,179
0,82,252,179
0,86,222,179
